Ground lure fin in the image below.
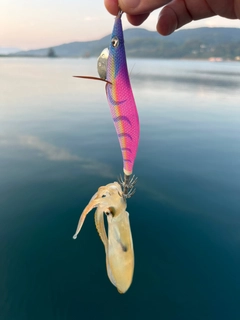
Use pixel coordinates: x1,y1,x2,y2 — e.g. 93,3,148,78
73,75,112,85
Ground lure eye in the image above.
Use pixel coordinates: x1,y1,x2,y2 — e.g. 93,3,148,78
111,36,119,48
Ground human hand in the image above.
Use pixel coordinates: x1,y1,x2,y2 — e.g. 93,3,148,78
104,0,239,35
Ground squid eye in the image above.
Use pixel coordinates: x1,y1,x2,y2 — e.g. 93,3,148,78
108,207,116,216
105,207,115,217
111,36,119,48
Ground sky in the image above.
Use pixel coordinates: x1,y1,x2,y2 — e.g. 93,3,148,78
1,0,240,50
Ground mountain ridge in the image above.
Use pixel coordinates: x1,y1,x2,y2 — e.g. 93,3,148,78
7,27,240,60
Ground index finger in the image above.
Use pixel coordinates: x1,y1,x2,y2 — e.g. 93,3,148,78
105,0,171,15
104,0,119,16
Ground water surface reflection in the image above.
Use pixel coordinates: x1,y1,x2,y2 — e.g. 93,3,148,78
0,58,240,320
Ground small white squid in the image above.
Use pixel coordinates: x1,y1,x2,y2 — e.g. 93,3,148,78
73,181,134,294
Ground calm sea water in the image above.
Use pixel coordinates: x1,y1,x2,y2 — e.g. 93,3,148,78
0,58,240,320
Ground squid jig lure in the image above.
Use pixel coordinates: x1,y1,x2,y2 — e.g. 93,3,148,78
73,11,140,294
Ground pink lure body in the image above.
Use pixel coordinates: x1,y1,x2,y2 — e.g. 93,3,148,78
105,13,140,176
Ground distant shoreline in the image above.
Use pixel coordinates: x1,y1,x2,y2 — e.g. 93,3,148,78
1,55,239,62
2,27,239,61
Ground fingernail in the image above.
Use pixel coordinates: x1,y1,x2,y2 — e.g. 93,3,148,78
121,0,140,9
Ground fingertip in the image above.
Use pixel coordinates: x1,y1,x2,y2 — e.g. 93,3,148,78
104,0,119,16
126,12,150,26
157,7,178,35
